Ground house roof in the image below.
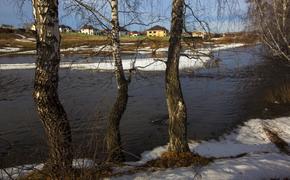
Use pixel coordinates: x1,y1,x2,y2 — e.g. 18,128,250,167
130,31,140,34
81,25,95,30
119,27,129,32
147,25,168,32
59,25,72,29
192,31,206,35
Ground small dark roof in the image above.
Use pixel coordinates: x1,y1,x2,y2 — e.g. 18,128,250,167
81,25,95,30
147,25,168,32
0,24,14,29
119,27,129,32
59,25,72,29
130,31,140,34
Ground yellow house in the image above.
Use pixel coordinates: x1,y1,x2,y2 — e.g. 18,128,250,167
146,25,168,37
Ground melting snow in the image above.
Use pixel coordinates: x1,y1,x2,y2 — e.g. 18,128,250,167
1,117,289,180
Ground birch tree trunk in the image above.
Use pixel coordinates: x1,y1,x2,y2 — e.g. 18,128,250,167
165,0,190,152
32,0,73,176
105,0,128,162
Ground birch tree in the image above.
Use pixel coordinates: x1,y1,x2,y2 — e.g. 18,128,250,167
166,0,190,153
105,0,129,162
32,0,73,176
70,0,133,162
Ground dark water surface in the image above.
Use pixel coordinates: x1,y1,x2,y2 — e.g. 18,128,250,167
1,46,290,168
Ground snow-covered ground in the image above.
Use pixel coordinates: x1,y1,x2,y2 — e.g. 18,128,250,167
113,153,290,180
0,159,95,180
111,117,290,180
1,117,289,180
61,45,113,52
0,55,210,71
0,43,245,55
0,47,21,53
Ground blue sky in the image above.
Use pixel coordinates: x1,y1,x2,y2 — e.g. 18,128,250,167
0,0,248,33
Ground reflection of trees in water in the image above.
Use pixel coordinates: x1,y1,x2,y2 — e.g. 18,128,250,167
257,61,290,118
264,79,290,104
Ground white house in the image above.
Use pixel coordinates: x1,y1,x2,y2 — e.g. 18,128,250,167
119,27,129,36
30,24,36,31
129,31,141,37
80,25,97,35
59,25,72,33
192,31,207,39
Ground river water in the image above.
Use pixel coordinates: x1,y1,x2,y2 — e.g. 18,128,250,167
0,46,290,168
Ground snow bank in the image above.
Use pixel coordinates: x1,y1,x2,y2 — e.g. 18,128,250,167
0,159,94,180
16,50,36,55
113,153,290,180
0,56,210,71
212,43,245,51
127,117,290,166
61,45,113,52
114,117,290,179
1,164,44,180
0,47,21,53
1,117,289,180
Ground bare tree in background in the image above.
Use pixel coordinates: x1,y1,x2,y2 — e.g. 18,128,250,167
165,0,190,153
247,0,290,61
32,0,73,177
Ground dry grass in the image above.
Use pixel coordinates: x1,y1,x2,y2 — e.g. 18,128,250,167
20,166,113,180
145,152,212,168
263,127,290,155
60,33,109,49
19,152,211,179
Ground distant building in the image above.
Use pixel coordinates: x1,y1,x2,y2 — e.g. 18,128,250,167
59,25,72,33
80,25,97,35
119,27,129,36
129,31,141,37
0,24,14,30
192,31,207,39
146,25,168,37
30,24,36,31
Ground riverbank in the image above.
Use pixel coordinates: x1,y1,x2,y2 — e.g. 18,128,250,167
0,31,256,56
1,116,289,179
0,43,245,71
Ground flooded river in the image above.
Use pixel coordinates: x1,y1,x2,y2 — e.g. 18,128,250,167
1,46,290,167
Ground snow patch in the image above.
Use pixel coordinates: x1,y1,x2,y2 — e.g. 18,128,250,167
113,153,290,180
212,43,245,51
127,117,290,165
0,56,210,71
61,45,113,52
0,47,21,53
0,159,95,180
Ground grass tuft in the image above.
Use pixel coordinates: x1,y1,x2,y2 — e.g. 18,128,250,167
145,152,212,168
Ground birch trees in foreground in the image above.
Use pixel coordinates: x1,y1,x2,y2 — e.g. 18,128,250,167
166,0,190,153
105,0,129,163
32,0,73,177
29,0,242,177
